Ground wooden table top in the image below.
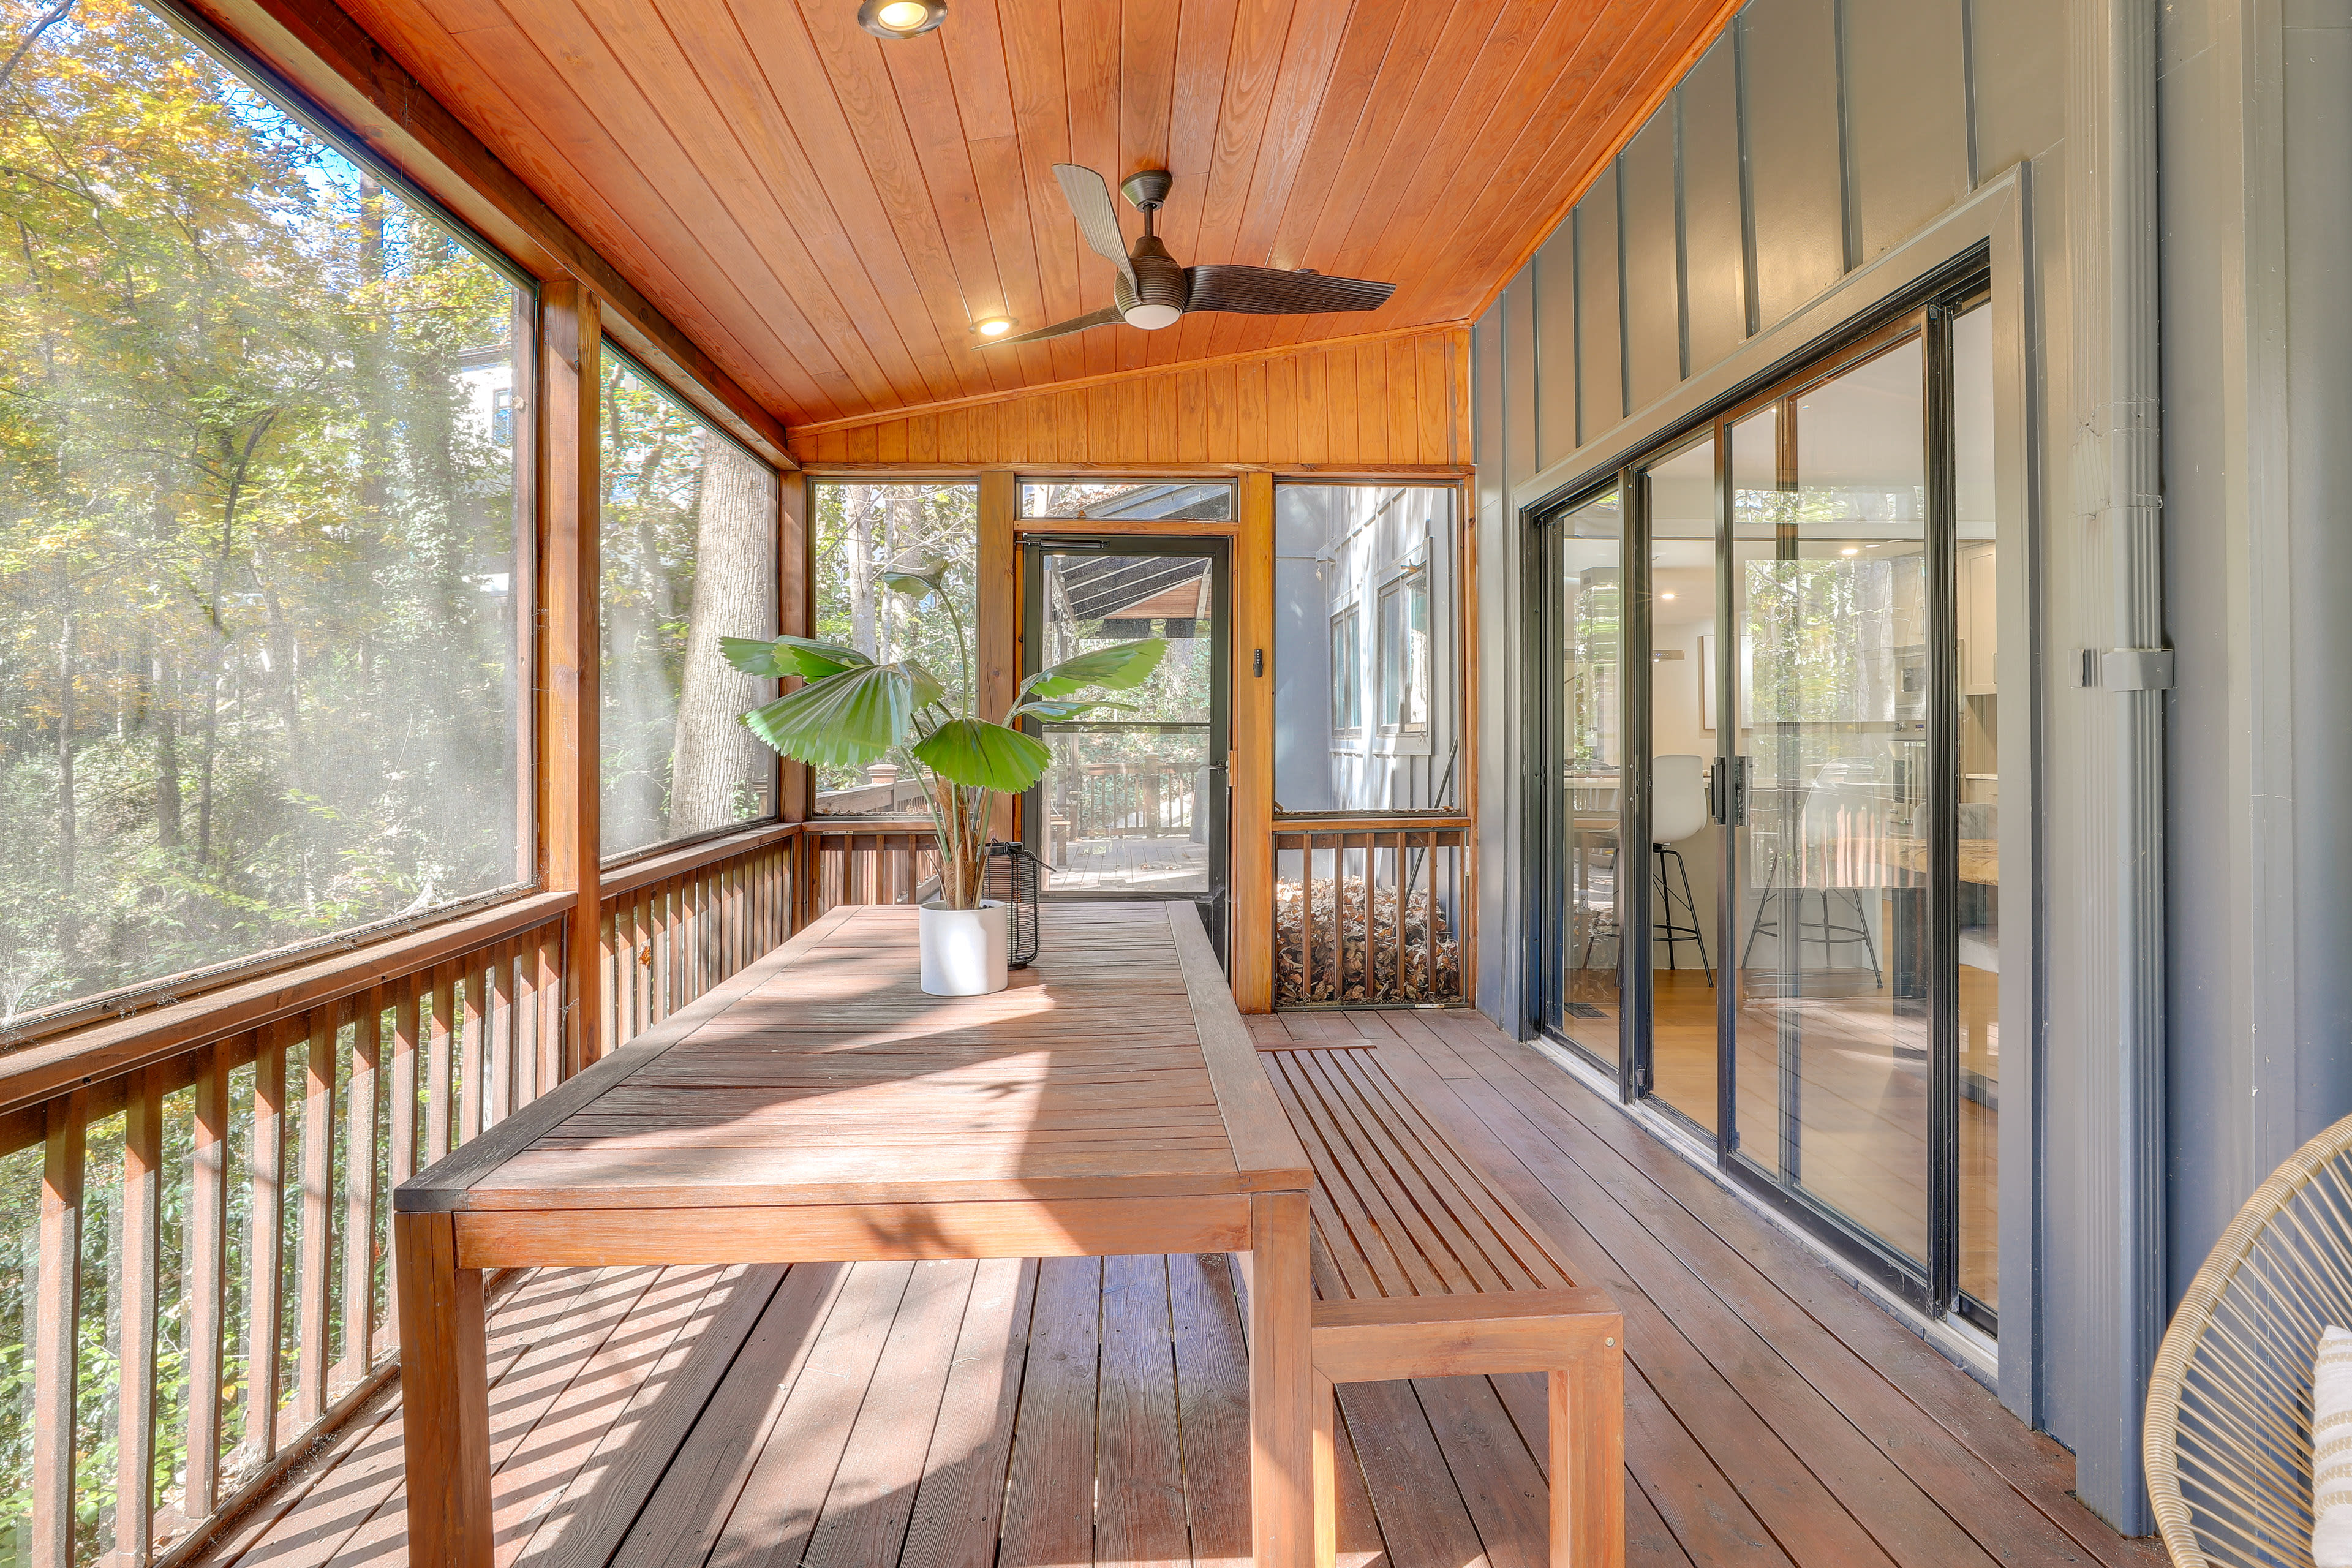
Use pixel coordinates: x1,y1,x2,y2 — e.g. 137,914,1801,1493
397,900,1310,1214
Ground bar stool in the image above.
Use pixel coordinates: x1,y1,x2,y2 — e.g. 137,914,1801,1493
1650,754,1714,987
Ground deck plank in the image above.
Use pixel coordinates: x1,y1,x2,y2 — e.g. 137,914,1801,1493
703,1261,914,1568
897,1257,1038,1568
1096,1254,1191,1568
996,1256,1104,1567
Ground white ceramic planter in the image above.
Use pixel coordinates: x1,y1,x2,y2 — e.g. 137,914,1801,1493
919,900,1010,995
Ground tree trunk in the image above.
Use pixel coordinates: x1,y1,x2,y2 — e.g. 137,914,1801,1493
846,484,878,656
666,428,775,838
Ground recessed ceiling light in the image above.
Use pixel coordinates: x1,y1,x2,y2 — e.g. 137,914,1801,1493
1841,546,1859,556
1660,591,1675,600
859,0,944,38
971,317,1015,338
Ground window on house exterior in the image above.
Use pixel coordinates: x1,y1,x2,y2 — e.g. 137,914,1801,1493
809,480,979,815
598,350,779,858
1378,567,1431,734
0,0,534,1031
1329,607,1362,734
1272,484,1460,813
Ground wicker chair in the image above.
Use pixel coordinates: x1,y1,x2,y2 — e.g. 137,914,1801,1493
2146,1112,2352,1567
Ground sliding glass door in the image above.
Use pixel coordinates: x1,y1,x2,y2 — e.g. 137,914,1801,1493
1532,281,1998,1330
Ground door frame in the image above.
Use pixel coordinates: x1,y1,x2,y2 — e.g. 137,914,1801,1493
1017,533,1234,949
1526,263,1997,1333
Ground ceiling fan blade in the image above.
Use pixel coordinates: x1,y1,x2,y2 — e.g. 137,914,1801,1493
1181,265,1395,315
981,304,1125,347
1052,164,1138,288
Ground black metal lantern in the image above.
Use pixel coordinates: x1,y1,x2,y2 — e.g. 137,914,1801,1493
985,840,1046,967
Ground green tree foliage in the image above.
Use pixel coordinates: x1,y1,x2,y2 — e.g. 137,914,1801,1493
0,0,527,1028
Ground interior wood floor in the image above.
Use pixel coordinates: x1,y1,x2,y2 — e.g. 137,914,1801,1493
198,1008,2143,1568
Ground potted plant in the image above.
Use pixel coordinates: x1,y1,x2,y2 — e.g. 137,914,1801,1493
723,557,1166,995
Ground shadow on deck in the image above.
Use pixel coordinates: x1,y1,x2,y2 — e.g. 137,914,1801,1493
194,1009,2159,1568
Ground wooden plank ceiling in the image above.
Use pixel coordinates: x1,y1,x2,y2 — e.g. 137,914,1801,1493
334,0,1739,431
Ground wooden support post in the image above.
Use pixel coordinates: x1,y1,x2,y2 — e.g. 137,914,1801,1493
1311,1371,1338,1568
1250,1186,1313,1568
1552,1345,1625,1567
31,1091,86,1568
541,281,603,1076
978,469,1017,842
394,1210,492,1568
1232,471,1277,1011
778,471,812,827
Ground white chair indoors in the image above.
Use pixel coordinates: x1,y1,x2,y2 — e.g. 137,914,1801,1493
1651,753,1713,985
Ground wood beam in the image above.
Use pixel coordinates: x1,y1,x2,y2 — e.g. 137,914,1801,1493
540,283,603,1073
158,0,793,470
1231,472,1276,1012
978,471,1018,840
777,472,812,823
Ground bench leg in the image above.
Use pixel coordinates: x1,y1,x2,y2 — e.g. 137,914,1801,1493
396,1211,491,1568
1313,1373,1337,1568
1251,1190,1314,1568
1551,1346,1624,1567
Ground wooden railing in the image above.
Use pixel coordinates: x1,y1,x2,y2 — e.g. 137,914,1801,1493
804,824,939,917
1272,816,1472,1007
0,820,812,1568
0,891,572,1568
598,823,801,1049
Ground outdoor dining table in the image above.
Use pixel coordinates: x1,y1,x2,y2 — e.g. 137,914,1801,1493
393,900,1319,1568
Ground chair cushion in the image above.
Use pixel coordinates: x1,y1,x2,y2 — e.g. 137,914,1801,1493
2315,1325,2352,1566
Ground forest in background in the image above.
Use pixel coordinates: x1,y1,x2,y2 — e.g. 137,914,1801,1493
0,0,529,1031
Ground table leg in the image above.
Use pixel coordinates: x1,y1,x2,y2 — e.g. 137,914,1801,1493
1250,1189,1313,1568
395,1211,491,1568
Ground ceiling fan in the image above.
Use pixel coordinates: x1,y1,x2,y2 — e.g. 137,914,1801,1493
982,165,1396,347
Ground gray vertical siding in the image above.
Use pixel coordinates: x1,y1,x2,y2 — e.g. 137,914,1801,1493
1465,0,2352,1531
1679,39,1747,371
1574,171,1623,439
1739,0,1845,323
1844,0,1972,261
1619,116,1683,409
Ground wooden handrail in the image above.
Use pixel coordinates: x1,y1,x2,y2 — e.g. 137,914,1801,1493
598,820,802,900
1272,813,1471,834
0,891,575,1117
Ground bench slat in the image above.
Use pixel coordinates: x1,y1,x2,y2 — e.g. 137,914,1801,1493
1261,1043,1581,1302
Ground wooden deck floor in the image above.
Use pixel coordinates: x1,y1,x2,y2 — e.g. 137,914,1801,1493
198,1007,2158,1568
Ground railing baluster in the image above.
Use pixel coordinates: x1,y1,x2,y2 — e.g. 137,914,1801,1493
489,940,516,1129
247,1022,288,1461
120,1068,162,1566
341,990,382,1386
1390,832,1406,1003
295,1008,337,1423
428,965,456,1166
31,1088,86,1568
386,985,420,1354
460,957,486,1145
538,929,563,1096
185,1044,228,1520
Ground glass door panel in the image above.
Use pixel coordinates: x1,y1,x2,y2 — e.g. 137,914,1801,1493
1643,435,1720,1132
1728,337,1932,1269
1023,543,1227,911
1547,491,1626,1068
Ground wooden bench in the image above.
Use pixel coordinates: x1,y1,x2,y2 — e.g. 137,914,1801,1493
1257,1037,1625,1568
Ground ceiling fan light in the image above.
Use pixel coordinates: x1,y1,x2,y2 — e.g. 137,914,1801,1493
1121,302,1182,331
858,0,943,37
971,317,1014,337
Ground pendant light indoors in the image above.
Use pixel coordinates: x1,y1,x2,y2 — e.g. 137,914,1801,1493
858,0,944,37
